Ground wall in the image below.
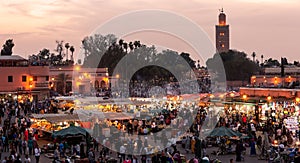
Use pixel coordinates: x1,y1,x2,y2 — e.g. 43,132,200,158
240,87,300,98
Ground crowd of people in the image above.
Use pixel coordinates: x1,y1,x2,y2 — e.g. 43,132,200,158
1,93,300,163
0,98,43,163
128,78,211,98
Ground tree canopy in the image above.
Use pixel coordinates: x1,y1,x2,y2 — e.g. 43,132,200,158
82,34,197,87
206,50,261,81
1,39,14,56
28,41,75,66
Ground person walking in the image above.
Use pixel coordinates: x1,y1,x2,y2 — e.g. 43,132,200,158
34,145,41,163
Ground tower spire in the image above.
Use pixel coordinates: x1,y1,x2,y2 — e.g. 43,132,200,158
216,8,230,53
220,7,224,13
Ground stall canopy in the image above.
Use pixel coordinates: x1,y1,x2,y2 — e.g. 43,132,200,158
31,111,134,123
207,126,242,137
53,126,87,137
75,110,134,120
30,114,81,123
103,112,134,120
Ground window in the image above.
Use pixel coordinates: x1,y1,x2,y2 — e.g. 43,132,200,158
22,76,27,82
8,76,13,82
220,32,225,36
46,76,49,81
33,76,37,81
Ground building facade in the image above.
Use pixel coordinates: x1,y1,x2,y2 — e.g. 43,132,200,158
0,55,50,101
216,8,230,53
0,55,110,100
49,65,109,96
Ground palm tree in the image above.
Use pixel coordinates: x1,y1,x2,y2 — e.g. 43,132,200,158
70,46,75,62
251,52,256,62
65,43,70,61
133,40,141,48
129,42,134,51
123,42,128,52
118,39,124,46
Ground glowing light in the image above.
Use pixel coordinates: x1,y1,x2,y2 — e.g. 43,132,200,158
242,94,247,100
267,96,272,101
75,66,80,71
296,97,300,103
103,77,109,83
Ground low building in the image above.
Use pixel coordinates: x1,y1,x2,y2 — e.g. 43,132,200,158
49,65,109,95
0,55,50,101
250,75,298,87
264,66,300,76
240,87,300,99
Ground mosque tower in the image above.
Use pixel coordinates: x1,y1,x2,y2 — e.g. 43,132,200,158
215,8,230,53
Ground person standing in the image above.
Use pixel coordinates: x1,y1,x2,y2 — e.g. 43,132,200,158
250,139,256,156
27,138,33,155
54,147,60,161
34,146,41,163
24,154,31,163
22,139,27,155
119,144,126,162
88,148,95,163
191,137,196,153
235,141,243,162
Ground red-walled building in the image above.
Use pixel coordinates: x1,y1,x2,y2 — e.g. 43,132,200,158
0,55,49,101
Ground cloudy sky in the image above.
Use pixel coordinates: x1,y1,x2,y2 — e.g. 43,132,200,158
0,0,299,64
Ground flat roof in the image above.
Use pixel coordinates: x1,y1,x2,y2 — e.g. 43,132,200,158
0,55,27,60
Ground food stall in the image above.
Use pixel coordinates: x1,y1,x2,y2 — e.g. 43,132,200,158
30,114,83,137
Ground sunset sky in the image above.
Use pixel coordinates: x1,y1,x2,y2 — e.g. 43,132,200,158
0,0,299,65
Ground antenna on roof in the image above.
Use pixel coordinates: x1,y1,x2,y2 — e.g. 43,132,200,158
219,0,224,13
219,8,224,13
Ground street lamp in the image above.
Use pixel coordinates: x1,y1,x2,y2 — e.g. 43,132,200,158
29,83,33,102
242,94,247,100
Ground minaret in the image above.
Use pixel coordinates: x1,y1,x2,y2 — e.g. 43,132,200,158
216,8,230,53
